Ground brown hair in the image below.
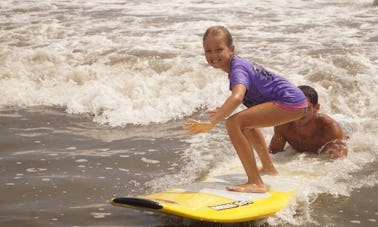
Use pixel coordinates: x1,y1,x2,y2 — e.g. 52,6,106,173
298,85,318,106
203,26,233,47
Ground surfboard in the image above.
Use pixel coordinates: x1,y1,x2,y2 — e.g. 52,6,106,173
110,168,302,223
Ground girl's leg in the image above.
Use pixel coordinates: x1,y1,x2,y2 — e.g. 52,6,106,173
226,102,304,193
226,121,266,193
243,128,278,175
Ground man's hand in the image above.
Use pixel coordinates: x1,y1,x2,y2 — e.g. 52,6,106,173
323,140,348,159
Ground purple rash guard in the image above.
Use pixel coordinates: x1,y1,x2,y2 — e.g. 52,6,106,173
229,55,307,110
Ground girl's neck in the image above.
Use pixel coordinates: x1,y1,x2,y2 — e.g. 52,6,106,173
225,55,235,74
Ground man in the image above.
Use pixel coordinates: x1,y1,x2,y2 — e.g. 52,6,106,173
269,85,348,159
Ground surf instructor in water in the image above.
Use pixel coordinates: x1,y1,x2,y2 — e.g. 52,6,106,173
269,85,348,159
184,25,308,193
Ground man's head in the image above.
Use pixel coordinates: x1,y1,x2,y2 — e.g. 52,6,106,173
295,85,320,126
298,85,318,106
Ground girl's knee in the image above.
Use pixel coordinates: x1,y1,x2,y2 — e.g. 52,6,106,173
226,114,255,132
243,128,259,135
226,114,239,131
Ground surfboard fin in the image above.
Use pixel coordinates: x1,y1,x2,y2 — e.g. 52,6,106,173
111,197,163,210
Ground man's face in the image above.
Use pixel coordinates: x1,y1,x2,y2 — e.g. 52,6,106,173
293,97,319,127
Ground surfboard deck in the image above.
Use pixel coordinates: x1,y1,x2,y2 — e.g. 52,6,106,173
110,168,302,223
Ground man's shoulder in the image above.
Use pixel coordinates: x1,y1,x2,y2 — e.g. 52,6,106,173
316,113,339,128
316,113,345,138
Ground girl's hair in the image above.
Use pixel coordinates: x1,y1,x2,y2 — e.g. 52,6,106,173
203,26,233,47
298,85,318,106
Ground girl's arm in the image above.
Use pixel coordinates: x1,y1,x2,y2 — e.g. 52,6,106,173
184,84,246,134
209,84,246,125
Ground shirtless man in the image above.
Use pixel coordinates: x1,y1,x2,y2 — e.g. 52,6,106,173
269,85,348,159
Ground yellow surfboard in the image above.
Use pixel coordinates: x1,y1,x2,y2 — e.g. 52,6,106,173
110,170,300,223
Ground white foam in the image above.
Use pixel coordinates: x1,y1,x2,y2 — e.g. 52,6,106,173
1,1,377,225
90,212,111,219
141,157,160,164
1,0,376,127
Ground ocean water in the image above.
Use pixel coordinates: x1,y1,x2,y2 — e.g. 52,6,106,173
0,0,377,226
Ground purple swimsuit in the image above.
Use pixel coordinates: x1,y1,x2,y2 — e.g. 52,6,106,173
229,55,307,110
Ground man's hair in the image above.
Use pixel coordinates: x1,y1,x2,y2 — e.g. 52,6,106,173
203,25,233,47
299,85,318,106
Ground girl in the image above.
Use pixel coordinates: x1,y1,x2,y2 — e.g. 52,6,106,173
184,26,307,193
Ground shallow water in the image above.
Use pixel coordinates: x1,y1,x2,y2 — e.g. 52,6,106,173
1,107,377,226
1,0,377,226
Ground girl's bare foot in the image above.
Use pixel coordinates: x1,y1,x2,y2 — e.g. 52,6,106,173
259,167,279,175
226,183,267,193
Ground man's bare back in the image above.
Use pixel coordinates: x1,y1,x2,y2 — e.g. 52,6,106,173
269,86,348,159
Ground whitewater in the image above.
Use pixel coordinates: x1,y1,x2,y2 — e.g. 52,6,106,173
0,0,377,226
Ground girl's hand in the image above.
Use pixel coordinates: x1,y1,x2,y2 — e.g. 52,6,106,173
184,120,214,134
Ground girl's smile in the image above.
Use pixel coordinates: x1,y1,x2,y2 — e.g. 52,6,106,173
203,35,235,73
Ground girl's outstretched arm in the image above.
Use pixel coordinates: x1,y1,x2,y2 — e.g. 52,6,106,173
184,84,246,134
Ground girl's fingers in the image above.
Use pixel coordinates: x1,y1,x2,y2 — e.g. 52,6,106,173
184,120,212,134
184,120,200,133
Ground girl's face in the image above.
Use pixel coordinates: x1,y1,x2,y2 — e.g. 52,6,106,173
203,35,235,73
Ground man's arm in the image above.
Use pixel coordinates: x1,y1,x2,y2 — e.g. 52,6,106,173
319,117,348,159
321,139,348,159
269,126,287,154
